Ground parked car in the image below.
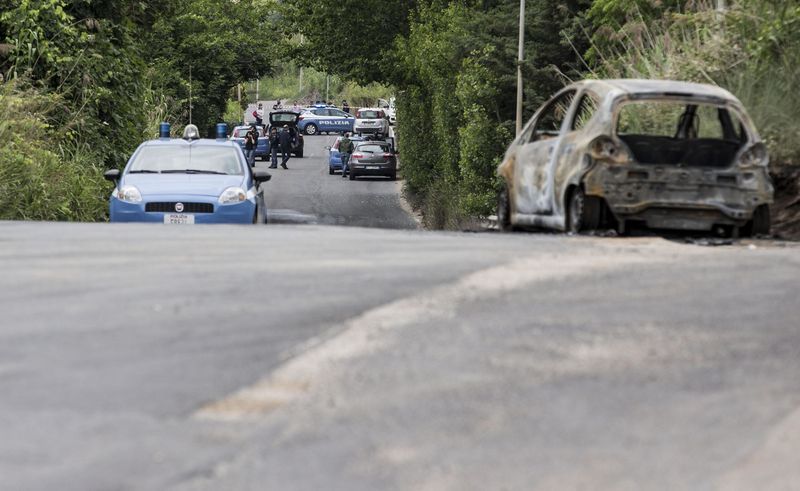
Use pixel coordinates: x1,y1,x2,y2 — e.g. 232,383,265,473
378,97,397,125
354,108,390,137
105,124,270,224
230,125,268,161
268,111,305,157
347,140,397,181
297,107,355,135
497,79,774,236
326,135,365,174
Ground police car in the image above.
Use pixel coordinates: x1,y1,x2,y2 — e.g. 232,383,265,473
105,123,270,224
297,105,355,135
230,125,268,161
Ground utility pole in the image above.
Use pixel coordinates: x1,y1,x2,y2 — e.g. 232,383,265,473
326,74,330,102
189,64,193,125
256,74,260,102
515,0,526,136
299,35,305,96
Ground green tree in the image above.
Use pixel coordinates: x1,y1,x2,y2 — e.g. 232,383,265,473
281,0,417,84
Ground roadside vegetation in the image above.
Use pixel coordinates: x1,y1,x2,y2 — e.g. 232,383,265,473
0,0,277,221
246,62,393,110
289,0,800,234
2,0,798,234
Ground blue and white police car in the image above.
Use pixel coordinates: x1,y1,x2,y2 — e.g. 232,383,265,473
105,123,271,224
326,135,365,174
230,125,268,161
297,106,355,136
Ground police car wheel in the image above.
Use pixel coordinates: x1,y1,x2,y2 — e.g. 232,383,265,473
304,124,318,136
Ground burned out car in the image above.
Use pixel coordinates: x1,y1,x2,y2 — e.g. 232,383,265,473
497,79,774,236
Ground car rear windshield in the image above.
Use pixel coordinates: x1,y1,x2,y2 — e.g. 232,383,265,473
356,144,390,154
615,100,748,167
271,113,298,124
129,146,244,175
616,100,745,141
232,127,263,138
357,110,384,119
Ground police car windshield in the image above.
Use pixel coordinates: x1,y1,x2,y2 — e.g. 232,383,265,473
129,146,244,175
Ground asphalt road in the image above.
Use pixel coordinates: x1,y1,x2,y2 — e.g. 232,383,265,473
261,133,417,229
1,137,800,490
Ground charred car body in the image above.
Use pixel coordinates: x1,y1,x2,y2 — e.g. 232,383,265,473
497,79,773,236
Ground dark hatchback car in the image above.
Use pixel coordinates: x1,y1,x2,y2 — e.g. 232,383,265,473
348,141,397,180
267,111,304,157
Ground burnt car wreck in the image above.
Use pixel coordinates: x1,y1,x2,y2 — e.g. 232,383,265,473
497,79,774,236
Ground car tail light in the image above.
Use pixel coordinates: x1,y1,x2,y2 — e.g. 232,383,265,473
383,153,392,158
352,153,364,159
589,136,631,164
737,142,769,167
298,115,304,120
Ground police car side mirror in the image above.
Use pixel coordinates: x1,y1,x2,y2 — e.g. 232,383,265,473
104,169,120,182
253,170,271,183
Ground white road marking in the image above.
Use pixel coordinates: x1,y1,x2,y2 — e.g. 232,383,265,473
718,405,800,490
195,240,706,422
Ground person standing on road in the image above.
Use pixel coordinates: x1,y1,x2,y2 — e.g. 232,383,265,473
339,132,354,178
279,125,292,169
244,124,259,167
268,127,279,169
291,101,301,113
342,100,350,114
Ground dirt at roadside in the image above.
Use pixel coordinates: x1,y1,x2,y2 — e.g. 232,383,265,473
771,166,800,240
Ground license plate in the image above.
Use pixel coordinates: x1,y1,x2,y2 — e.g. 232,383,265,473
164,214,195,225
366,166,380,170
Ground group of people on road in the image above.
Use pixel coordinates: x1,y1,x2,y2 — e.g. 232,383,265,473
243,123,293,170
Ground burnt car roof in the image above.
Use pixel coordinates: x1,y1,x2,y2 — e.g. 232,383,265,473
573,79,738,102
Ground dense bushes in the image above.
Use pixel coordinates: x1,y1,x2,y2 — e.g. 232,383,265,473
0,0,279,221
393,1,589,228
0,82,107,221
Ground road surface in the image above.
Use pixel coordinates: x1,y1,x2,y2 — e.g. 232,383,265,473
262,132,417,230
1,135,800,490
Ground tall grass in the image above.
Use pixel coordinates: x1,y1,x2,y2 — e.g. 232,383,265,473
588,2,800,168
0,81,108,221
250,62,393,107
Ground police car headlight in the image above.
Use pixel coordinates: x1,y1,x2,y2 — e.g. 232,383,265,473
219,187,247,205
116,185,142,203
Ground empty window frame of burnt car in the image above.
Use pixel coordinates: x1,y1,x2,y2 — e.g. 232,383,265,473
598,90,773,235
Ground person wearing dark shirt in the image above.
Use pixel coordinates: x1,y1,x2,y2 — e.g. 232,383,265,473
279,125,292,169
244,125,259,167
268,127,279,169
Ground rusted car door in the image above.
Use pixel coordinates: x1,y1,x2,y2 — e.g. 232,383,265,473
550,91,602,213
513,89,576,215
